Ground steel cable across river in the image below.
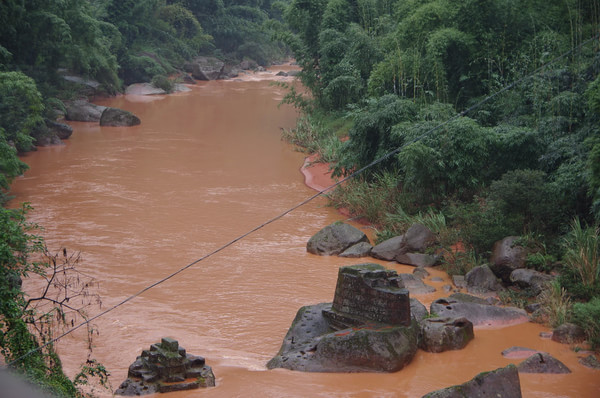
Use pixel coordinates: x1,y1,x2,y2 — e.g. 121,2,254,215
10,65,600,397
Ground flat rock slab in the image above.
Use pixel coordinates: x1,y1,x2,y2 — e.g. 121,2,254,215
423,364,522,398
430,296,529,327
517,352,571,374
307,222,369,256
398,274,436,295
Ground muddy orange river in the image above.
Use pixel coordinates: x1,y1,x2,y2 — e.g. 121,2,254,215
10,67,599,397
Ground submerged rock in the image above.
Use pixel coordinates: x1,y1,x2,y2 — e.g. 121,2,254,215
517,352,571,374
423,364,522,398
116,337,215,395
430,295,529,327
419,317,474,353
100,107,141,127
307,222,369,256
551,323,586,344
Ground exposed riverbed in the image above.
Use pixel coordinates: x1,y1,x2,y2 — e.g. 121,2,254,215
11,67,599,397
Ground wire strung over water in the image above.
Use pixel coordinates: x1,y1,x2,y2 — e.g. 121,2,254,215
6,32,599,368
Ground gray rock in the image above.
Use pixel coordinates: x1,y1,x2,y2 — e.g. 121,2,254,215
398,273,436,294
339,241,372,258
184,56,225,80
100,107,141,127
286,70,301,77
551,323,586,344
411,298,429,322
307,222,369,256
266,303,419,372
490,237,527,282
404,223,436,252
396,252,439,267
419,317,474,353
452,275,466,289
46,120,73,140
579,355,600,369
125,83,166,95
413,267,430,279
465,265,505,294
65,100,106,122
423,364,522,398
517,352,571,374
276,71,288,76
509,268,553,295
430,296,529,327
371,235,406,261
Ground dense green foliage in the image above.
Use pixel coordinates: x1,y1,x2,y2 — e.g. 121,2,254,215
283,0,600,347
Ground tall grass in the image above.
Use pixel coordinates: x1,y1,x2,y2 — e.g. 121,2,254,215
538,280,572,328
562,218,600,287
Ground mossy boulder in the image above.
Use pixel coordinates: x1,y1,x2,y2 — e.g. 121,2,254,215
307,222,369,256
423,364,522,397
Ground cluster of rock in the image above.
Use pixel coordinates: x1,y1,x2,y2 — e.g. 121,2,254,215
267,264,475,373
307,222,439,267
116,338,215,395
64,100,141,127
182,56,299,81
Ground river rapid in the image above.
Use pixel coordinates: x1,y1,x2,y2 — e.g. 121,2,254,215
10,66,599,397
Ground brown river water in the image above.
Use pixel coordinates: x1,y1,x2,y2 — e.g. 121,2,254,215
10,66,600,397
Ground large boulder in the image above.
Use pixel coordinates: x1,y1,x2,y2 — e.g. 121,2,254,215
184,57,225,80
430,295,529,327
419,317,474,353
551,323,586,344
100,107,141,127
517,352,571,374
371,236,406,261
266,304,419,372
65,100,106,122
509,268,553,295
465,265,505,294
423,365,522,398
489,237,527,282
404,223,436,252
125,83,166,95
307,222,369,256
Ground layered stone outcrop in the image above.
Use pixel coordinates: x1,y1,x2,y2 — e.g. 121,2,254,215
116,338,215,395
267,264,419,372
430,294,529,327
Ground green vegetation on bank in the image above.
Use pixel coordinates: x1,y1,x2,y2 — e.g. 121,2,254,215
280,0,600,348
0,1,291,394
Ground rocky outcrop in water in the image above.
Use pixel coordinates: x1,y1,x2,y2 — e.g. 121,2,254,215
184,56,225,80
517,352,571,374
267,264,419,372
100,107,141,127
306,222,370,256
551,323,586,344
116,338,215,395
422,364,522,397
419,317,474,353
65,99,107,122
308,222,439,267
430,293,529,327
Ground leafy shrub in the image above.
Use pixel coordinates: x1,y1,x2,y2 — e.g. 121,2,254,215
572,297,600,350
151,75,174,93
